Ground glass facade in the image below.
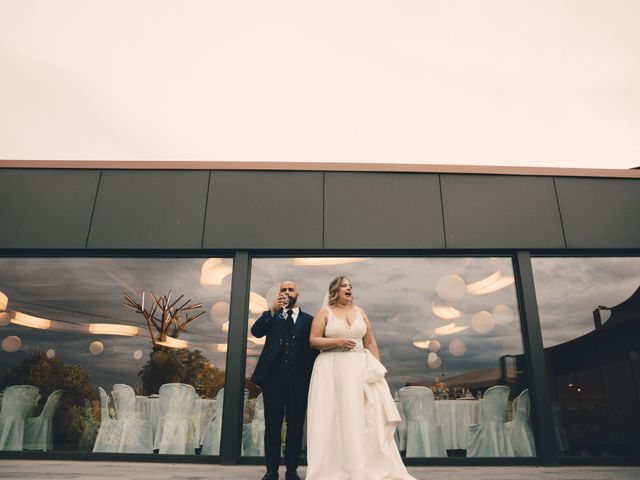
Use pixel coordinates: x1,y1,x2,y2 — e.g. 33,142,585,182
1,253,639,463
0,257,233,455
532,257,640,457
244,257,533,458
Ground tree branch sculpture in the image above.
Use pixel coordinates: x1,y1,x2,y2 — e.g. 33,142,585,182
123,290,205,347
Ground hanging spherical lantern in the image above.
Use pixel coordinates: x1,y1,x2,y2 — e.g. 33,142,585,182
427,352,442,369
89,341,104,355
2,335,21,352
471,311,495,334
448,338,467,357
435,274,467,302
493,304,515,326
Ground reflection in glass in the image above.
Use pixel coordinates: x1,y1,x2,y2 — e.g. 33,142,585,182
244,257,531,458
0,257,232,455
533,257,640,457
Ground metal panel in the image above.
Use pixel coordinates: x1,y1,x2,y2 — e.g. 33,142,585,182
204,171,323,249
441,175,566,249
555,177,640,248
87,170,209,248
0,169,100,248
324,172,445,248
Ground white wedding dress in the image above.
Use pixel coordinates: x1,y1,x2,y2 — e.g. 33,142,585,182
306,307,416,480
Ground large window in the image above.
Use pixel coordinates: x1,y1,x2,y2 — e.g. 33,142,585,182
0,257,232,456
532,257,640,457
244,257,533,458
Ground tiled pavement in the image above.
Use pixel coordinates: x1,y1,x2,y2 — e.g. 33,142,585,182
0,461,639,480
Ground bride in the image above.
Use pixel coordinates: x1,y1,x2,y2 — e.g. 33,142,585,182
306,276,416,480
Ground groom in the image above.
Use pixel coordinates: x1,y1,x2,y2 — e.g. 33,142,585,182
251,281,317,480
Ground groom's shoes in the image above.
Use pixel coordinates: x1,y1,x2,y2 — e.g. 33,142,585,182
261,472,278,480
285,471,301,480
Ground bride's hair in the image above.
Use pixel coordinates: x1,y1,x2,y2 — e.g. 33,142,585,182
327,276,351,306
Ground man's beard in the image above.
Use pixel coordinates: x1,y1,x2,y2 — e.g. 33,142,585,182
284,295,298,308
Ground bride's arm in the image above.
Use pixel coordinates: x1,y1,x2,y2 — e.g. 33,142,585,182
309,308,356,351
360,308,381,361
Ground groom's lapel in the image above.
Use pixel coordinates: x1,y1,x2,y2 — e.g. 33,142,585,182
294,309,308,335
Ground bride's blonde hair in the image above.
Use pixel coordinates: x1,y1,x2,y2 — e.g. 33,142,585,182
327,276,351,305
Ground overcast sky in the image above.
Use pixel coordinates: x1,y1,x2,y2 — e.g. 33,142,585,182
1,1,639,169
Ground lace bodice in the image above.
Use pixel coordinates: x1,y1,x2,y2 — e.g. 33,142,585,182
324,306,367,350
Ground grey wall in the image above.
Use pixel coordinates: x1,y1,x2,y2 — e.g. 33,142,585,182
1,168,639,250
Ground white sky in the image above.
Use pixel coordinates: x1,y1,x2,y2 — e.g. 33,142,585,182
1,0,639,169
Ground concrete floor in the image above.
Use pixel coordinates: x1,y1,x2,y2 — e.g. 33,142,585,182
0,461,639,480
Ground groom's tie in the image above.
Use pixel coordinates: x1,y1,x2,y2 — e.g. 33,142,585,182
285,309,294,330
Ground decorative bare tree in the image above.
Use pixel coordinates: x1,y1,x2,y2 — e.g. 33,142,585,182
123,290,205,346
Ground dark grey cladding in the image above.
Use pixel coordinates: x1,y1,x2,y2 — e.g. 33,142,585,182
87,170,209,248
440,174,566,249
324,172,445,248
203,171,323,249
555,177,640,248
0,169,100,248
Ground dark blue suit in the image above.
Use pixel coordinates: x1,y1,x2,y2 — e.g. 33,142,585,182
251,308,317,474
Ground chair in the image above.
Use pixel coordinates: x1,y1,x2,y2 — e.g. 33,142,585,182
92,387,122,452
395,400,408,452
23,389,63,451
399,386,446,457
242,393,265,456
112,384,153,453
467,385,514,457
156,383,198,454
0,385,40,451
505,389,536,457
201,387,249,455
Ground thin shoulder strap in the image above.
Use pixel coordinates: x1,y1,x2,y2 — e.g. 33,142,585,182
325,306,334,321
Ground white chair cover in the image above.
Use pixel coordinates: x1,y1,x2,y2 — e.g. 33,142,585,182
0,385,40,451
242,393,265,456
23,389,63,451
467,385,514,457
92,387,122,452
156,383,197,454
395,400,408,451
505,389,536,456
112,384,153,453
201,387,249,455
399,386,446,457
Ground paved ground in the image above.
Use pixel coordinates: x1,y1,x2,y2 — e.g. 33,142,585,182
0,461,639,480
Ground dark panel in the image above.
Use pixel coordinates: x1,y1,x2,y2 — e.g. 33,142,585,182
514,252,559,465
220,251,250,464
324,172,445,248
204,171,323,249
441,175,565,249
555,177,640,248
87,170,209,248
0,169,100,248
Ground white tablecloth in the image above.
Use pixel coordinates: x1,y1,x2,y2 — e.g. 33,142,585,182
435,399,482,450
135,396,216,449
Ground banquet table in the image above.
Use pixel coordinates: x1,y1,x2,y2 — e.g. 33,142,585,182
135,396,216,449
434,399,483,450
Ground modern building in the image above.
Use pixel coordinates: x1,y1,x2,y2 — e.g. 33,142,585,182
0,161,639,466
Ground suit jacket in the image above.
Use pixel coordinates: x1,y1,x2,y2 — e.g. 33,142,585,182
250,308,317,386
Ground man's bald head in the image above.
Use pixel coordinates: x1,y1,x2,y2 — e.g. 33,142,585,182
279,281,299,308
